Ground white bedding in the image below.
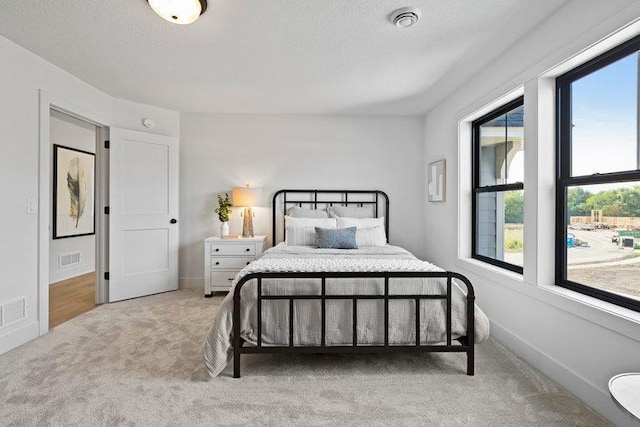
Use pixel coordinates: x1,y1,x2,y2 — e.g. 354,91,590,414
202,244,490,377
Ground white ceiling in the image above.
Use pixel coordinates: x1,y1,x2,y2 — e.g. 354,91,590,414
0,0,567,115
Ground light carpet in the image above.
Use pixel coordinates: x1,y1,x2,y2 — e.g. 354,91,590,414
0,289,609,426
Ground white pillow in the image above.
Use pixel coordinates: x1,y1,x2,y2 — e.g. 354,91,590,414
355,225,387,247
286,206,329,218
336,216,384,229
336,217,386,246
327,205,375,218
285,216,337,246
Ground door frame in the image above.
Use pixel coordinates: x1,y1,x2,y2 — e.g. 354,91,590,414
38,90,109,335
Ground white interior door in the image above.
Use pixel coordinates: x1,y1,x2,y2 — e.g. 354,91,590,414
108,128,179,302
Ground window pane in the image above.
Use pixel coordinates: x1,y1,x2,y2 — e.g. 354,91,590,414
571,52,639,176
478,104,524,187
476,190,523,267
565,182,640,301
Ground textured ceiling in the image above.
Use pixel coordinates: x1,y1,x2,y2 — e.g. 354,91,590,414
0,0,567,115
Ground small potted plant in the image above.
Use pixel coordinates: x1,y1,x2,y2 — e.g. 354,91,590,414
215,193,232,236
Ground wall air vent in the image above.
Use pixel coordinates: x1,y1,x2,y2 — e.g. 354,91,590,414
60,251,81,268
0,297,27,328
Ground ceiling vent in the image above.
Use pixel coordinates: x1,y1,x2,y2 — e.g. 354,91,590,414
391,7,421,28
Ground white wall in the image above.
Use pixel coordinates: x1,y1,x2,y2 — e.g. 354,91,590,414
49,110,97,283
179,113,425,287
0,34,112,354
423,1,640,426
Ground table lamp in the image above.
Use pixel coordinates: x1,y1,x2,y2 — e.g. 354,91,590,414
232,184,262,238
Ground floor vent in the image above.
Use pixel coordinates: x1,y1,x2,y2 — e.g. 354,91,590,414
60,251,81,267
0,297,27,328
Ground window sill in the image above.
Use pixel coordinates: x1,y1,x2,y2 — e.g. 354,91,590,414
456,257,524,288
456,257,640,343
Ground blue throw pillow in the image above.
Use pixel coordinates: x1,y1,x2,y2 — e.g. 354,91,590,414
315,226,358,249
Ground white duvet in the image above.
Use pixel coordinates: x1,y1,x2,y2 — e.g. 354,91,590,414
202,244,490,377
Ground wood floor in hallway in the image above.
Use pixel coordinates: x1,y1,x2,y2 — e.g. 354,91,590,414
49,272,98,329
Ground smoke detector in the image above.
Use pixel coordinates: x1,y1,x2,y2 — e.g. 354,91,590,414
391,7,421,28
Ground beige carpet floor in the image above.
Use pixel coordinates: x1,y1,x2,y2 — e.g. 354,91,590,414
0,289,609,426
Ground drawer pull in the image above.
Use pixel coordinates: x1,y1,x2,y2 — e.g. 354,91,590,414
245,248,250,252
215,248,220,252
215,262,220,265
246,261,250,265
227,278,234,281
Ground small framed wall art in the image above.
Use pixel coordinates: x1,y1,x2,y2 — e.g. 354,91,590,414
427,159,446,202
53,144,96,239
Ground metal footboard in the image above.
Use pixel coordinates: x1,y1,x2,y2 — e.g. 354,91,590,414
232,271,475,378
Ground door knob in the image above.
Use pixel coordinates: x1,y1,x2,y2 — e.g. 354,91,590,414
170,218,177,224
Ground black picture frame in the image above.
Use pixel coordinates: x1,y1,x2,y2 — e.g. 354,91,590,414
53,144,96,239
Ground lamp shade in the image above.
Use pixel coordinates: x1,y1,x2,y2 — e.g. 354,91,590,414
147,0,207,25
232,185,262,207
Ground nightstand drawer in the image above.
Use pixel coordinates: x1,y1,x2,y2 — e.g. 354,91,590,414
210,257,254,269
210,244,256,256
210,270,240,286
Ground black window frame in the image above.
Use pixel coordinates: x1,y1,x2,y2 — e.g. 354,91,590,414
556,34,640,312
472,96,525,274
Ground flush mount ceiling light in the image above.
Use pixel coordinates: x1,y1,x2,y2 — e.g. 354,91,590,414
391,7,421,28
147,0,207,25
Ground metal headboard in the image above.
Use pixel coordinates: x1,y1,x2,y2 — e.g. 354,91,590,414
272,189,389,247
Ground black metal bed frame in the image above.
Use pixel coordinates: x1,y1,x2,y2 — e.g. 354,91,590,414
231,189,475,378
272,189,390,245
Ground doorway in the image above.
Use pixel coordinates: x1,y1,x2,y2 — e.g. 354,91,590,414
37,92,178,338
48,109,103,329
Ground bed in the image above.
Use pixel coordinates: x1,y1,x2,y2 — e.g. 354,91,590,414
203,189,490,378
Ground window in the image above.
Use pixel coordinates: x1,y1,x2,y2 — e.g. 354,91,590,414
472,97,524,273
557,34,640,311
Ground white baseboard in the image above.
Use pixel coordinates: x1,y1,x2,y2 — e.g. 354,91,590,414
49,263,95,284
0,320,39,356
490,319,637,427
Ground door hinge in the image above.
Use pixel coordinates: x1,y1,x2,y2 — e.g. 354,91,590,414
104,140,110,149
104,272,109,280
104,206,109,215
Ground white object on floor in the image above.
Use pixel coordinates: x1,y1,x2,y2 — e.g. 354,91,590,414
609,372,640,420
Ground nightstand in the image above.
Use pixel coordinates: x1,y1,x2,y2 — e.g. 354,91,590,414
203,235,266,296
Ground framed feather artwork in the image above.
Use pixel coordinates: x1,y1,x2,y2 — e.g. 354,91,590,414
53,145,95,239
